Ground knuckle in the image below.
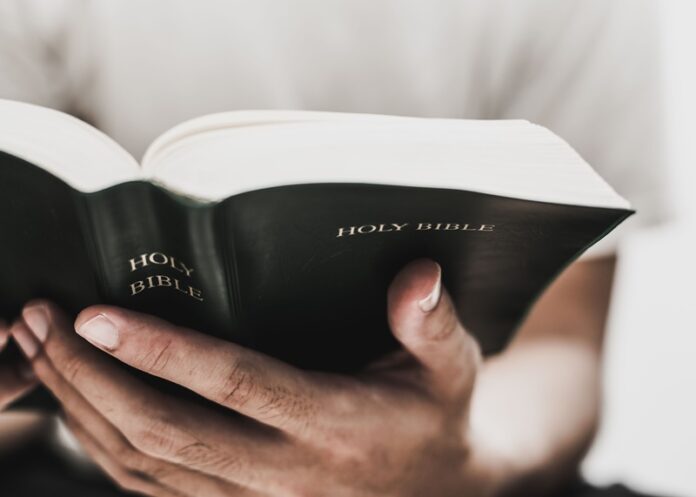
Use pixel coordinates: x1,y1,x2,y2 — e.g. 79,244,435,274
174,441,211,463
257,383,315,431
319,427,369,467
330,438,366,466
28,356,52,381
175,442,245,475
327,387,363,419
129,415,180,459
60,354,87,384
137,460,174,483
138,335,175,374
117,446,176,485
424,306,460,342
255,385,287,416
216,359,258,408
114,443,148,472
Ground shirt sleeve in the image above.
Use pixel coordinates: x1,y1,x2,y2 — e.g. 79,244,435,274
0,0,81,111
485,0,672,258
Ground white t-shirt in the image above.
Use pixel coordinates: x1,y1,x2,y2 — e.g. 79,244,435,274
0,0,670,257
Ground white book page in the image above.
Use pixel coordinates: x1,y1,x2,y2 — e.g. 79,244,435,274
145,110,630,209
0,100,630,210
0,99,140,190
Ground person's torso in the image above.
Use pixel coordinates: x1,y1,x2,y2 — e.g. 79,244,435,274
62,0,544,158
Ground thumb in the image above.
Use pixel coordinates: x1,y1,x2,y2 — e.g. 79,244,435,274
387,259,480,398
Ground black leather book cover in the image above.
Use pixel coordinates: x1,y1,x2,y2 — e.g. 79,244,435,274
0,151,632,407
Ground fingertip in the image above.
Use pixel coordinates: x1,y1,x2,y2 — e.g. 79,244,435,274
75,313,119,351
75,305,121,330
75,306,174,353
387,258,442,332
75,306,126,351
9,319,40,360
77,303,146,323
22,301,51,344
388,259,441,309
387,259,475,361
22,299,56,322
75,306,101,330
417,264,442,313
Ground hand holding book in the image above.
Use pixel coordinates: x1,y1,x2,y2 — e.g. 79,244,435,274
12,260,517,497
0,100,633,373
0,101,632,489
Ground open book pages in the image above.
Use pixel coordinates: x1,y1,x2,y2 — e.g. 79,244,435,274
0,98,629,209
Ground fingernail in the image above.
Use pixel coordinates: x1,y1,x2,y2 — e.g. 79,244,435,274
76,314,119,350
23,305,49,343
12,325,39,359
418,263,442,313
18,362,35,381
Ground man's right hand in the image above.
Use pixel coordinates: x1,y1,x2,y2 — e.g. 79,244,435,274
0,319,36,410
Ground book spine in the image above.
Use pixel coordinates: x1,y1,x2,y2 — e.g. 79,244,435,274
76,182,238,342
217,197,246,344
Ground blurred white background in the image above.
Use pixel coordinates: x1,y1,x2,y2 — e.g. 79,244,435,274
583,2,696,496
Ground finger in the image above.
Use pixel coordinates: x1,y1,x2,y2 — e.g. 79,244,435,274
10,318,132,448
13,314,255,497
72,304,322,434
387,259,481,398
10,318,187,496
17,302,296,492
65,415,255,497
63,415,179,497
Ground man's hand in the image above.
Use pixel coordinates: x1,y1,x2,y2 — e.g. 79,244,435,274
0,319,36,410
11,256,615,496
11,259,513,497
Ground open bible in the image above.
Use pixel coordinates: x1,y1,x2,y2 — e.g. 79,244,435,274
0,99,632,372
